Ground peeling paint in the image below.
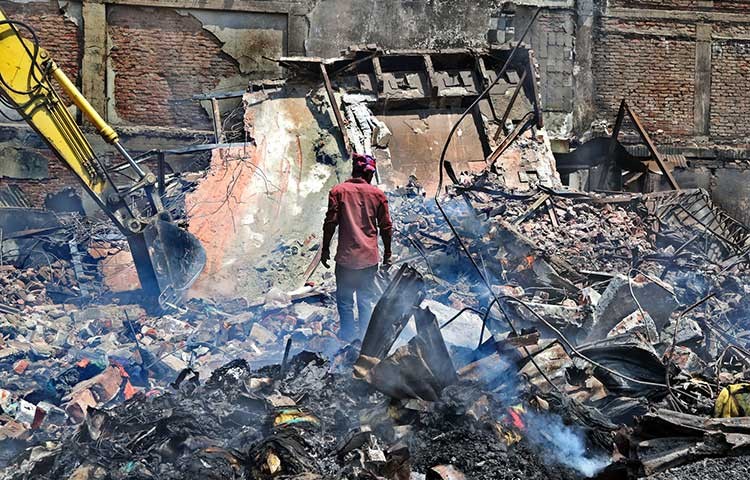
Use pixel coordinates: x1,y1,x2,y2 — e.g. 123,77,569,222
179,9,286,76
187,86,347,299
57,0,82,27
202,25,283,74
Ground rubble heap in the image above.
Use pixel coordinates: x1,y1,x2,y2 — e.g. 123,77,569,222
2,166,750,479
2,352,582,480
0,261,79,308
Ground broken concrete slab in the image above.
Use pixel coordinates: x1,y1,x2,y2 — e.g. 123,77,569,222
586,275,678,343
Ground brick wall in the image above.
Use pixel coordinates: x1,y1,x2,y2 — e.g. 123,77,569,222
107,6,242,129
0,2,82,86
714,1,750,13
710,40,750,141
610,0,750,14
610,0,704,9
593,18,696,142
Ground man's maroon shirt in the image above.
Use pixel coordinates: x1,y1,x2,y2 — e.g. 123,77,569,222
324,178,392,269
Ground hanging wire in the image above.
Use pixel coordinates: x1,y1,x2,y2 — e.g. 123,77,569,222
430,7,563,392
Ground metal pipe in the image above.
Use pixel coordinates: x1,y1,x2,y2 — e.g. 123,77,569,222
114,141,146,178
49,61,119,144
157,151,166,198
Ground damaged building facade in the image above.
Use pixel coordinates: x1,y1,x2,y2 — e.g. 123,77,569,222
2,0,750,220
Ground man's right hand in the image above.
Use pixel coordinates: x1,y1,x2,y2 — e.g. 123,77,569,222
321,248,331,269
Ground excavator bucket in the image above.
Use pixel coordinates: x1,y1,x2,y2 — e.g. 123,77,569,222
0,9,206,308
128,219,206,309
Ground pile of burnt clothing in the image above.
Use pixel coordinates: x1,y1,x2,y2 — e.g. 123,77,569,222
0,351,594,480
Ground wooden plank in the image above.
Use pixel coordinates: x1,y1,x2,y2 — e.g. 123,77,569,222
319,63,350,154
495,68,528,141
210,98,224,144
625,103,680,190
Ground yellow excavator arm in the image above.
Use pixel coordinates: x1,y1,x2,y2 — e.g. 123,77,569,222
0,10,205,307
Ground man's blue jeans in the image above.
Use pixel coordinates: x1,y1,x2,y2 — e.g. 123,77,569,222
335,264,378,341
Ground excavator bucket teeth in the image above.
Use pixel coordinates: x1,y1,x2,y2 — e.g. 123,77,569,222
141,220,206,308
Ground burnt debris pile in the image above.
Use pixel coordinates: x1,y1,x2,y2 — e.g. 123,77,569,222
2,168,750,479
1,351,580,480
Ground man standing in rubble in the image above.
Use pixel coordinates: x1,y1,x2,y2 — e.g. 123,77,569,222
322,153,392,341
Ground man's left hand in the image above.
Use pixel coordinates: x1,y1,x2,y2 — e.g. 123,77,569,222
321,248,331,269
380,253,393,273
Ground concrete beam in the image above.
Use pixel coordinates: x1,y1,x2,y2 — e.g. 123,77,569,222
100,0,300,14
81,1,108,117
694,23,712,137
606,7,750,24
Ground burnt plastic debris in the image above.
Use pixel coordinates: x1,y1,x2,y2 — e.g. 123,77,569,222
0,352,587,480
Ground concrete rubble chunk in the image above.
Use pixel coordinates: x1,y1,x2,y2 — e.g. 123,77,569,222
587,274,679,343
249,323,277,345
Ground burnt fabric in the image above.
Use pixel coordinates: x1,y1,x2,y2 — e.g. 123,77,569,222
336,264,378,341
324,178,392,269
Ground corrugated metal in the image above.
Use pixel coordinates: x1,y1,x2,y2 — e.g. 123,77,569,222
645,188,750,262
0,185,31,208
623,145,688,167
665,154,688,168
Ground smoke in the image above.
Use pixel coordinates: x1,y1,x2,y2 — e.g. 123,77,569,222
468,354,609,477
524,410,610,478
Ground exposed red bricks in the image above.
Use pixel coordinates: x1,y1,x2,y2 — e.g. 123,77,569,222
710,41,750,140
593,29,696,142
107,6,241,129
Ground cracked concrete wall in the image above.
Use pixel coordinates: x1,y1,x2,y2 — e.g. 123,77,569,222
185,10,286,78
515,6,578,139
304,0,502,57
